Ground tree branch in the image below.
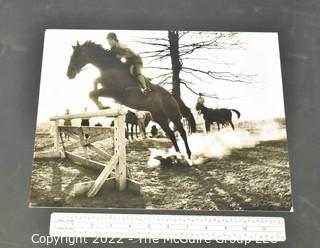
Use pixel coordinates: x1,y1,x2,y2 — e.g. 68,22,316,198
182,66,256,84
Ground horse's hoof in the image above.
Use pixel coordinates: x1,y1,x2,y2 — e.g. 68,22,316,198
186,158,193,166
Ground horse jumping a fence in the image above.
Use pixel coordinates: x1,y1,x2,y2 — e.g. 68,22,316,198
34,107,139,197
67,41,191,159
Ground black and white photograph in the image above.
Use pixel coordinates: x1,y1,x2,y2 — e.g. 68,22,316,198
29,29,292,211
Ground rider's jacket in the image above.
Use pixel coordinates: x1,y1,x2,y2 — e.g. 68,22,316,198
111,43,143,65
197,96,205,105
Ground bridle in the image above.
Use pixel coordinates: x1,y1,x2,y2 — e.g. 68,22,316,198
72,47,90,75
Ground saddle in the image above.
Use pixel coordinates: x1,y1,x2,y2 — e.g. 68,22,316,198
125,75,151,90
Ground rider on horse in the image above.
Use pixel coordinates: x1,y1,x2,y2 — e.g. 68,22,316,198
106,32,151,95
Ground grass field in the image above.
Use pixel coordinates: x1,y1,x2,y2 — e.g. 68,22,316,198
30,125,292,211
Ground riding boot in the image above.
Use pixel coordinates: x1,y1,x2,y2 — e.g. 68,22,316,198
137,74,151,95
142,88,151,95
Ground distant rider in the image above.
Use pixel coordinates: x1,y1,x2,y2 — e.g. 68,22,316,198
197,93,205,105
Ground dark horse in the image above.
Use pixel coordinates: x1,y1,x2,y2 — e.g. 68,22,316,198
196,103,240,132
125,110,152,140
110,110,151,140
67,41,191,158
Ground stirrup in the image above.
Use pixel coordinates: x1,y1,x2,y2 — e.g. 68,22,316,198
141,88,151,95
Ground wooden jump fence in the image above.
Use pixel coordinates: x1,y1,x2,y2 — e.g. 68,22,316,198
33,107,139,197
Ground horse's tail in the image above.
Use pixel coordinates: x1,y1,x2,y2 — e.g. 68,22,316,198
185,108,197,133
231,109,241,119
172,93,196,133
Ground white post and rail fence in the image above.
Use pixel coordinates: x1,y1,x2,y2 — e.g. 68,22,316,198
33,106,140,197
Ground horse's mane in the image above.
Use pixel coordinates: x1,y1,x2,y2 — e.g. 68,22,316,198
80,40,125,67
82,40,111,54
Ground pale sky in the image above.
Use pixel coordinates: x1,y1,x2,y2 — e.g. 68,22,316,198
36,29,285,123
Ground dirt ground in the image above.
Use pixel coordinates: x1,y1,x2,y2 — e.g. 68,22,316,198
29,132,292,211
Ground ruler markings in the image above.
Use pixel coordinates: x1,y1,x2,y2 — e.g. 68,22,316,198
50,213,285,241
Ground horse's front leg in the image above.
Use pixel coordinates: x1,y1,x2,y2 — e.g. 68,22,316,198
89,88,110,110
205,120,211,133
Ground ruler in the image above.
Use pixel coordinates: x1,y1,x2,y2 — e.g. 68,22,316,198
50,213,285,242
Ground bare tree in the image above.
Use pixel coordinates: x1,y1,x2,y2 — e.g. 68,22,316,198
137,31,256,98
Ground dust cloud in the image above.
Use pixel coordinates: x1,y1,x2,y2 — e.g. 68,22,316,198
147,119,287,167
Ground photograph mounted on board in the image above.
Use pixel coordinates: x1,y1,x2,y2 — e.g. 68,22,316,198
30,29,292,211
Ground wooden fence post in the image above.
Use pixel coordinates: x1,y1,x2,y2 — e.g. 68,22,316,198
114,112,127,191
54,120,60,154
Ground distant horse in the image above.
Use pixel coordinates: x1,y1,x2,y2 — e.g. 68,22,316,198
196,103,240,132
125,110,152,140
111,110,152,139
67,41,191,158
63,119,72,140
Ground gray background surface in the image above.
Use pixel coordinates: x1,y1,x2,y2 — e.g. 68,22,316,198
0,0,319,247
